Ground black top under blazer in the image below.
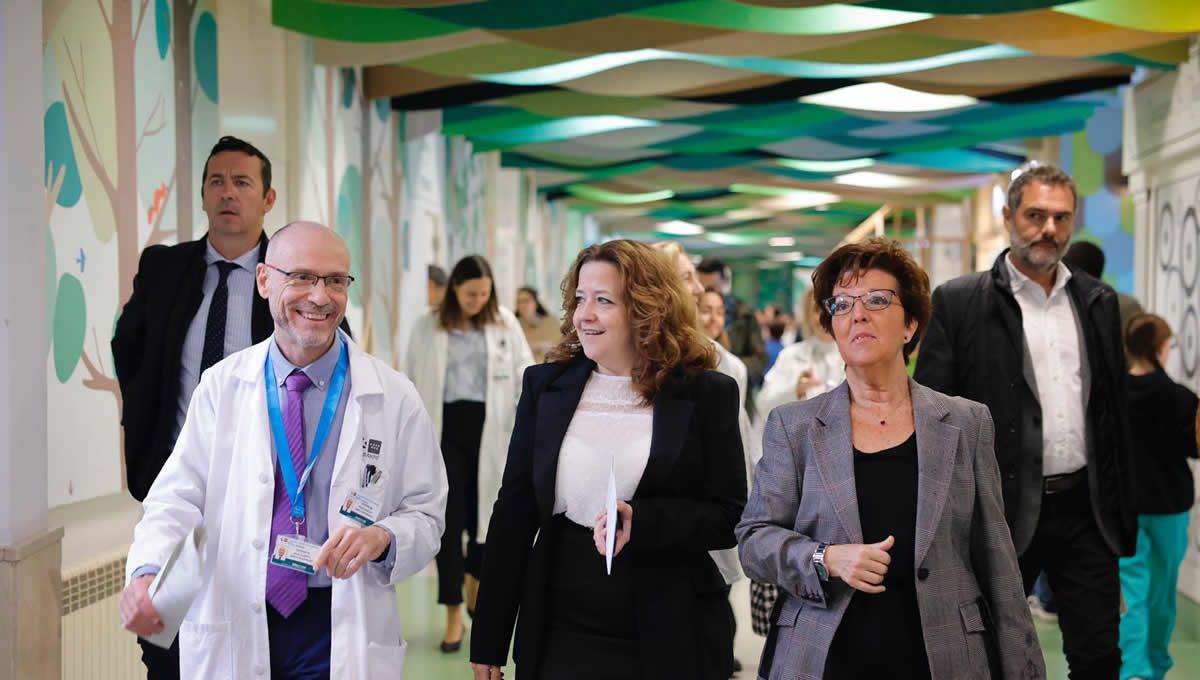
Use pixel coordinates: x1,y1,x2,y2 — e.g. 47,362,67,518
469,356,747,680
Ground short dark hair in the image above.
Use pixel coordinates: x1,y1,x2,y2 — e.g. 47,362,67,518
767,319,786,340
438,255,500,329
427,264,448,287
811,237,931,364
696,256,728,279
1062,241,1105,279
1125,313,1171,369
202,136,272,195
1006,163,1077,216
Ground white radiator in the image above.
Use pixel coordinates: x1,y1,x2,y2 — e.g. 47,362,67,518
61,549,143,680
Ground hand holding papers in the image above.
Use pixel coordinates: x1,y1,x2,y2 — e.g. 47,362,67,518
143,526,207,649
593,460,633,575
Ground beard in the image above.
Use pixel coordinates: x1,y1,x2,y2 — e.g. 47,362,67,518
1010,232,1068,272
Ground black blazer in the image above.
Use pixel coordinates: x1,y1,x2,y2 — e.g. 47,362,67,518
112,235,273,500
914,249,1136,557
470,356,747,680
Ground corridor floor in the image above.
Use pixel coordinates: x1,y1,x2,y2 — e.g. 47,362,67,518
394,566,1200,678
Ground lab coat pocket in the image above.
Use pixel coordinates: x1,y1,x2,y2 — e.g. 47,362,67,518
367,640,407,677
179,620,232,679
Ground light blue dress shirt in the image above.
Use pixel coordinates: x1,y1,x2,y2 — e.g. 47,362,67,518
172,242,259,446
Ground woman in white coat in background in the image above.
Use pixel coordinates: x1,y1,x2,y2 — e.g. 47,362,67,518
756,288,845,419
405,255,533,653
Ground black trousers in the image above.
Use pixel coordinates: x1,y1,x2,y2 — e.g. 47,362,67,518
1018,477,1121,679
267,587,332,680
137,636,179,680
437,400,486,605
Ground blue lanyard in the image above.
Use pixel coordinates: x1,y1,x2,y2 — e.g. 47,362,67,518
264,342,349,532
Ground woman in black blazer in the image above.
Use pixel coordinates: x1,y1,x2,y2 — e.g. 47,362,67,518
470,240,747,680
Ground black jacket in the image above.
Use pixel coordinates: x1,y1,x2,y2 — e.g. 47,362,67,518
112,235,273,500
914,250,1136,557
1127,370,1198,515
469,356,746,680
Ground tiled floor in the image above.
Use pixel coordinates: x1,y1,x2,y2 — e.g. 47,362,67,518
394,567,1200,678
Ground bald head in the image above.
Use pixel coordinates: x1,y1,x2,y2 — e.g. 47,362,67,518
257,221,352,365
266,221,350,269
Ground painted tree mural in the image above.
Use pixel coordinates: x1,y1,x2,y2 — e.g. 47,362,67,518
42,0,218,500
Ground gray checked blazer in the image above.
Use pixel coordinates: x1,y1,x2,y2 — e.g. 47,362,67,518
736,379,1044,680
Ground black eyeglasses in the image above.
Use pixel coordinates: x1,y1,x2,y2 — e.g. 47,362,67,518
263,263,354,292
823,289,899,316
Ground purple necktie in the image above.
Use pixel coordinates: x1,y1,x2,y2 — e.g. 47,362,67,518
266,369,313,618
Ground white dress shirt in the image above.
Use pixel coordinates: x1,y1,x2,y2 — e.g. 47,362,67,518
1005,254,1088,476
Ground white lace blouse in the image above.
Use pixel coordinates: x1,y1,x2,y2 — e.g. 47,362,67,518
554,371,654,528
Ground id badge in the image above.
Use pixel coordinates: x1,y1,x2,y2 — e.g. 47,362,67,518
338,490,382,526
270,534,320,574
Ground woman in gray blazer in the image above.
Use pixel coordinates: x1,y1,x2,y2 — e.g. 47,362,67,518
737,238,1044,680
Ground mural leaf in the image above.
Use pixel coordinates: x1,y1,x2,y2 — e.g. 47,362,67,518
155,0,171,59
195,11,219,103
44,102,82,208
341,68,357,110
337,165,364,306
52,273,87,384
375,98,391,123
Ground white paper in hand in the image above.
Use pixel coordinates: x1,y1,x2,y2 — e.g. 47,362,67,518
605,460,618,575
144,526,206,649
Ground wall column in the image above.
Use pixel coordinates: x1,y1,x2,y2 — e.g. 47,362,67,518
0,1,64,678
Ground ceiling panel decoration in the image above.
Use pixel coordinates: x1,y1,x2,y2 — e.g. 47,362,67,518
274,0,1196,258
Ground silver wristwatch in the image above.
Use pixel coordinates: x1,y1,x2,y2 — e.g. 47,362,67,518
813,543,831,582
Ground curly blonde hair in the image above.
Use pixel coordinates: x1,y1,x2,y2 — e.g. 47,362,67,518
547,240,717,401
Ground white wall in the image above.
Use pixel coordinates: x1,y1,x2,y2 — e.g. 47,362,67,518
1124,38,1200,602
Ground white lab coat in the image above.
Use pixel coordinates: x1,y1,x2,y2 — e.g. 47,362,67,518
126,334,448,679
404,306,533,542
755,338,845,419
710,339,758,584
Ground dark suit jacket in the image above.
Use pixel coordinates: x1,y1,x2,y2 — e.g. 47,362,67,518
469,356,747,680
913,250,1135,557
112,235,273,501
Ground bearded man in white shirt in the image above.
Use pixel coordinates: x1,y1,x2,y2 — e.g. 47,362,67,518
914,164,1134,680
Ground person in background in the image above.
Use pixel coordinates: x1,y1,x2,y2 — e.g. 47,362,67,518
119,222,447,679
738,237,1042,679
1119,313,1198,680
778,312,800,346
516,286,562,363
756,289,845,421
915,164,1134,678
697,256,766,393
765,319,786,373
112,135,279,679
428,264,448,309
406,255,534,653
1062,241,1143,330
470,240,746,680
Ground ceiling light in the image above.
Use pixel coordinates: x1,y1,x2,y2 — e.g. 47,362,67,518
768,251,805,262
725,208,773,221
656,220,705,236
776,158,876,173
768,236,796,247
833,171,926,189
706,232,758,246
800,82,976,113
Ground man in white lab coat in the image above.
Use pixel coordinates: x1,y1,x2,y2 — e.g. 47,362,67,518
120,221,447,678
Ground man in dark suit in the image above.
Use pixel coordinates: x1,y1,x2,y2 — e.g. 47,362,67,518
112,136,277,679
915,164,1135,679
